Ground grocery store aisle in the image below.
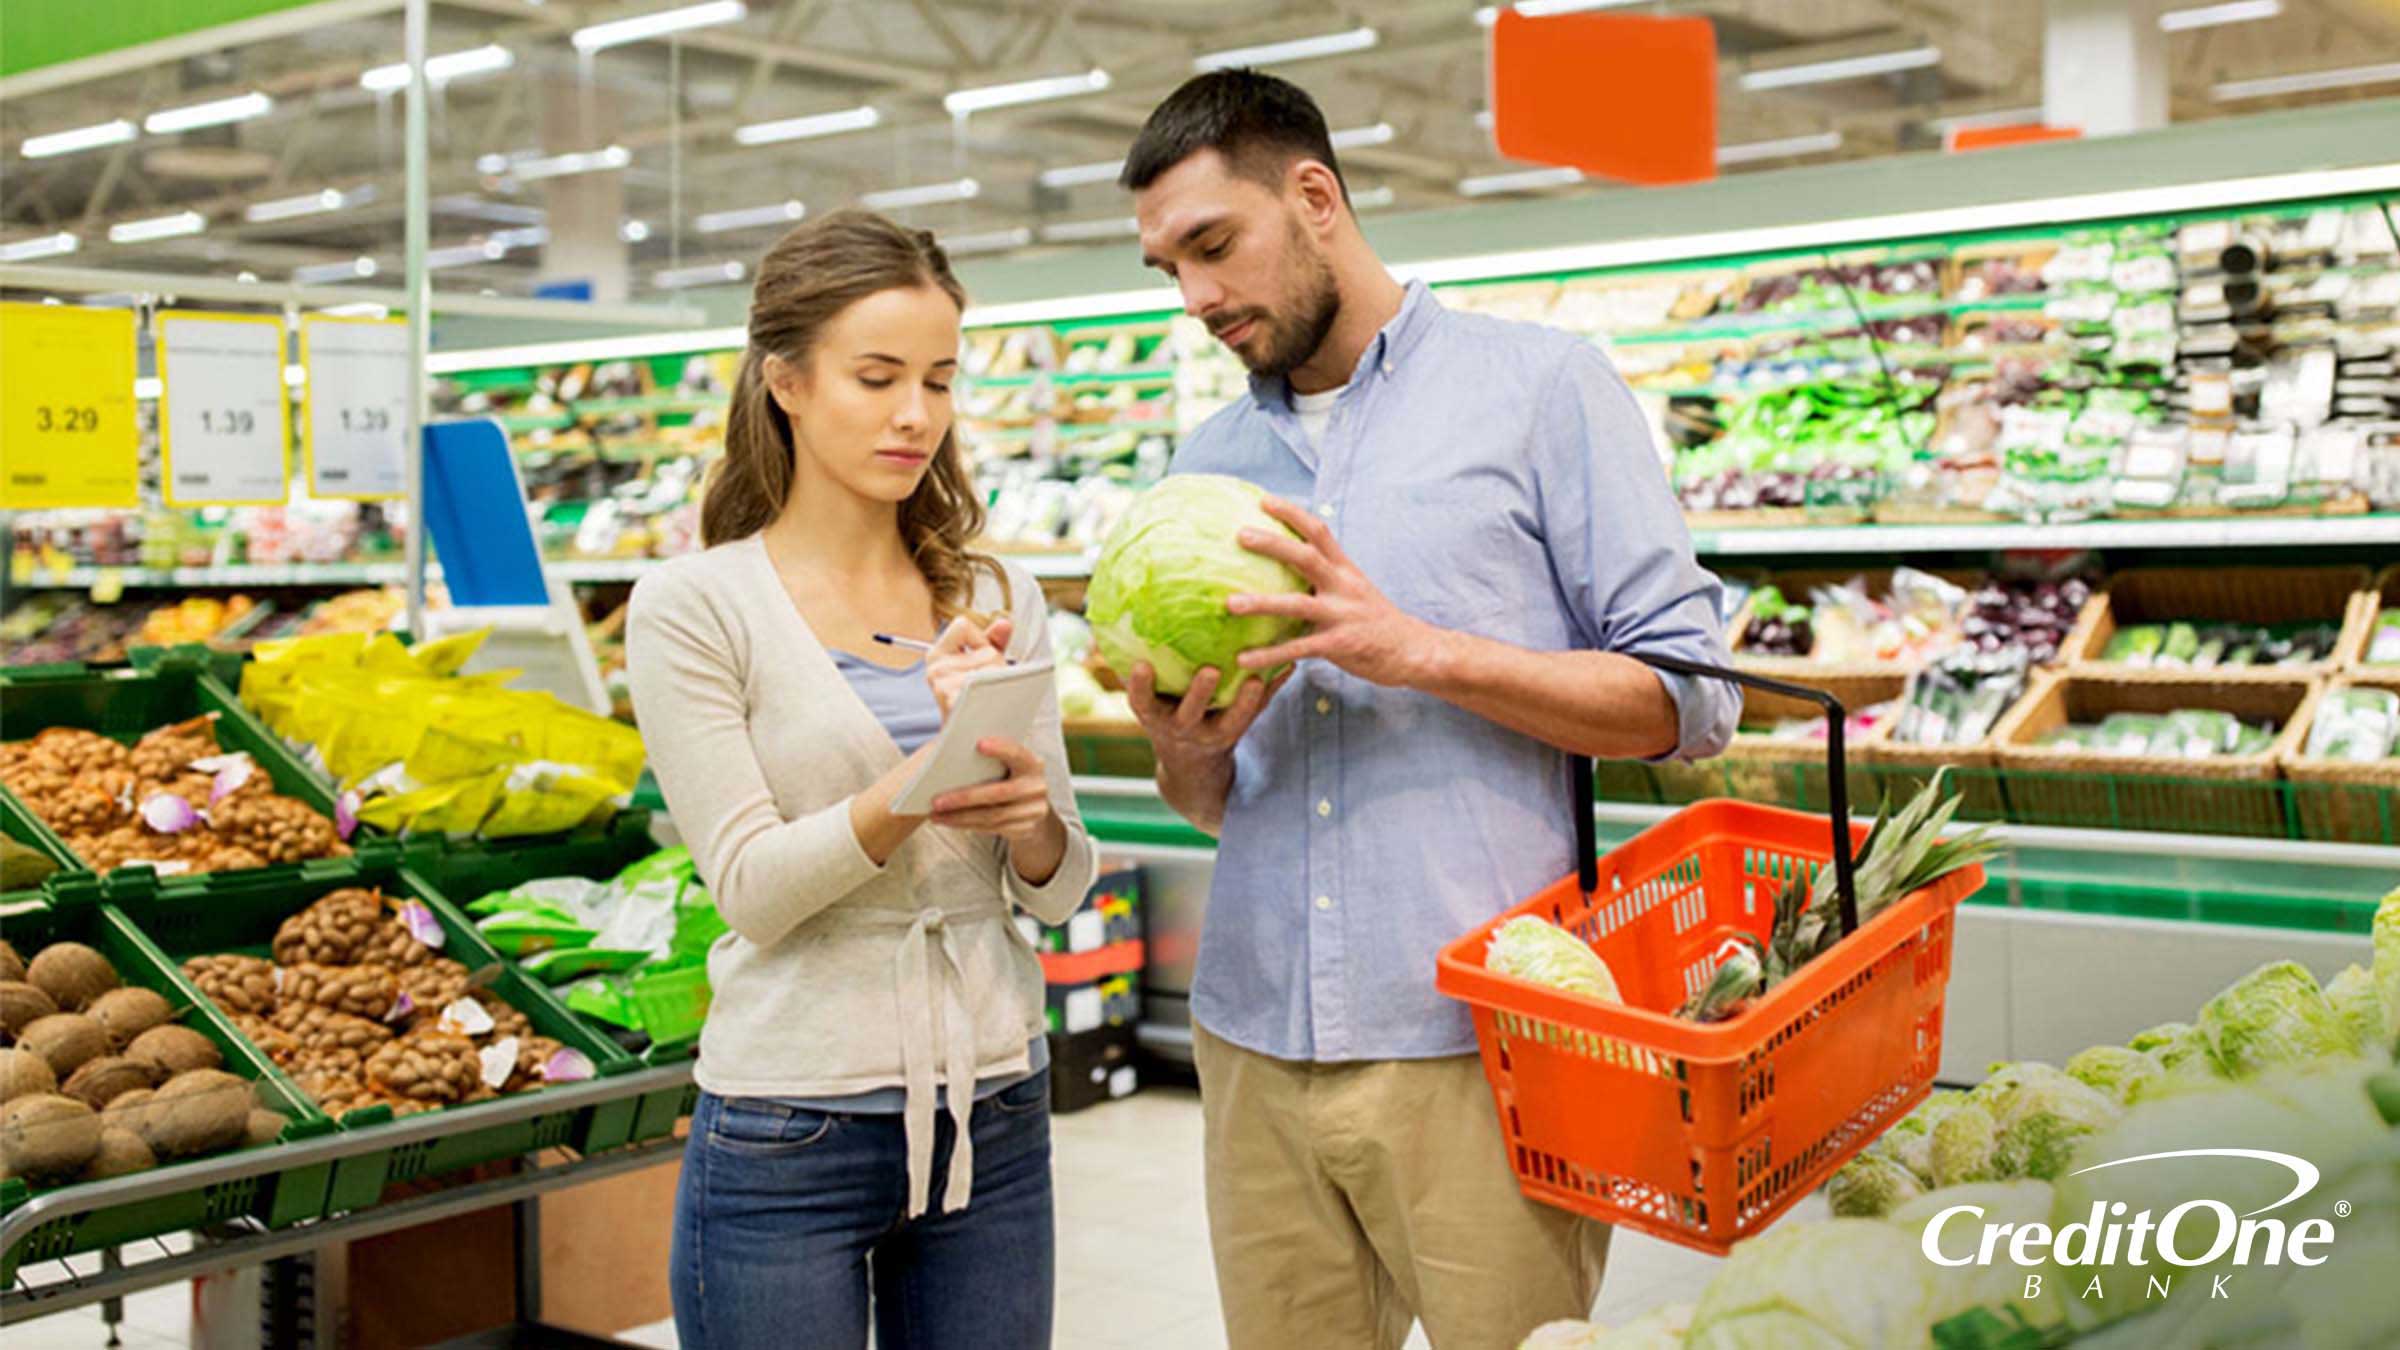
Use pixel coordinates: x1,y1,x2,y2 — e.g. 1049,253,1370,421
4,1085,1750,1348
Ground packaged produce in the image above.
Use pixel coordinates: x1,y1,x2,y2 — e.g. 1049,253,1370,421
2369,608,2400,663
1739,585,1813,657
1957,573,2090,665
1890,648,2029,747
2148,708,2241,758
2305,688,2400,761
470,848,725,1046
0,720,349,875
2092,712,2165,755
180,886,595,1120
238,630,642,840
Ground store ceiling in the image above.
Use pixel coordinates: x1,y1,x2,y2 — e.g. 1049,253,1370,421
1,0,2396,294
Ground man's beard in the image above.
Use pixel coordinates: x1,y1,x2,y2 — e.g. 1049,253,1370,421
1222,234,1340,379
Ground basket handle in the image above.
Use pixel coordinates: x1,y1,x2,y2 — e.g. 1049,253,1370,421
1579,654,1861,941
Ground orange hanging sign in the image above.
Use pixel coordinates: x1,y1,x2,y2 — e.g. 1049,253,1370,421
1489,10,1719,186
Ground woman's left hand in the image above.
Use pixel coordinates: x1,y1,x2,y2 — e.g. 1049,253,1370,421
928,737,1056,845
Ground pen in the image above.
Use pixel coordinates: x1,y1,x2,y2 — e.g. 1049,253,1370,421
873,632,1018,665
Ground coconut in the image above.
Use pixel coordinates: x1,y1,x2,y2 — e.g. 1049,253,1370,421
87,987,174,1049
62,1055,157,1109
0,940,23,984
0,1094,103,1180
0,1047,57,1102
0,981,58,1041
81,1127,156,1181
20,1012,108,1077
127,1024,221,1077
27,942,118,1012
243,1108,289,1147
138,1070,251,1158
103,1087,158,1137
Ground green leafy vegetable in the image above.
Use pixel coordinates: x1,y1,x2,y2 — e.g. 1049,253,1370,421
2062,1045,2162,1106
2196,959,2357,1078
1486,916,1623,1003
1084,473,1312,709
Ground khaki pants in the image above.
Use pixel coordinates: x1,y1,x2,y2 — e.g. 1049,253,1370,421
1193,1023,1610,1350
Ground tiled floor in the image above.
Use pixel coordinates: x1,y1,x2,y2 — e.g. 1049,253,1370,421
4,1085,1780,1347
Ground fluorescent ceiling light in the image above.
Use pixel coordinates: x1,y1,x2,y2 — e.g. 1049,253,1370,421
490,227,549,251
1742,46,1940,91
245,186,375,223
427,242,498,270
1927,105,2044,132
0,233,78,263
292,256,378,284
1351,186,1396,210
1039,216,1140,244
1330,122,1396,150
944,69,1111,117
1196,27,1379,72
359,44,514,93
1038,159,1125,190
320,302,389,318
943,227,1034,256
621,220,652,243
572,1,746,53
436,195,545,225
695,200,806,233
1717,131,1844,165
2160,0,2280,32
733,104,880,145
1475,1,1647,25
1457,165,1583,196
2212,61,2400,100
511,145,631,180
108,211,207,244
860,178,980,210
22,119,137,159
145,92,273,135
655,260,746,289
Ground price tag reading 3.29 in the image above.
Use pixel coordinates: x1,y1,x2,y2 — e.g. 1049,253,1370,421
158,311,291,506
302,315,409,500
0,302,139,509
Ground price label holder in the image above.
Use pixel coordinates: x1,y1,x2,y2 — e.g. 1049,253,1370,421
300,314,408,500
0,302,139,508
158,311,291,507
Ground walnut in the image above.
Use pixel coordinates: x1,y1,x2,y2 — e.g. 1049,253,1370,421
184,954,278,1016
273,890,384,966
277,962,398,1021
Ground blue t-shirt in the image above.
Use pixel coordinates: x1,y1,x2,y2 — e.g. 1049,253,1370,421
775,649,1046,1113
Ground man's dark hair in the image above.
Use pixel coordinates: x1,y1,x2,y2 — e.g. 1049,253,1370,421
1119,68,1347,200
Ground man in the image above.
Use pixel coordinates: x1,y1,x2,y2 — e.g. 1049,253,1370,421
1117,70,1742,1349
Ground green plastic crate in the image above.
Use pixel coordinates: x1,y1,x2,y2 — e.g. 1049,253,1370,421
0,901,336,1284
413,813,702,1142
104,859,642,1217
0,662,392,888
1,785,80,908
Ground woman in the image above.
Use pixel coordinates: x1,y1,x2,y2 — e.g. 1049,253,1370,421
627,209,1097,1350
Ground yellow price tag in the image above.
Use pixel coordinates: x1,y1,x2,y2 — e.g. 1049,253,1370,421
0,302,140,509
90,569,126,605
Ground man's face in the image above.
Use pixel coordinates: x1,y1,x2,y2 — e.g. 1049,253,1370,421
1135,149,1339,378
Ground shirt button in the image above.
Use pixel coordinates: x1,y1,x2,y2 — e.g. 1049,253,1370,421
1317,502,1335,519
1382,360,1394,376
1316,798,1332,817
1315,696,1332,715
1315,895,1334,912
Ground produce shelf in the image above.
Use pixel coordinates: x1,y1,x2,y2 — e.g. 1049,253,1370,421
0,1063,692,1323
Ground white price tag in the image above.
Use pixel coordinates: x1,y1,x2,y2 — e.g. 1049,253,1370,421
158,312,290,506
301,315,408,500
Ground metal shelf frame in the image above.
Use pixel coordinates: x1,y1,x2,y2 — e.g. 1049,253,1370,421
1,1062,694,1325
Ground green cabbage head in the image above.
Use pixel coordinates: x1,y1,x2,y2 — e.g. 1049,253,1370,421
2063,1045,2163,1106
2197,960,2357,1078
1084,473,1311,709
1486,916,1624,1003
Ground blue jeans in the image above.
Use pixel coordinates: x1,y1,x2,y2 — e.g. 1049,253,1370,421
670,1070,1054,1350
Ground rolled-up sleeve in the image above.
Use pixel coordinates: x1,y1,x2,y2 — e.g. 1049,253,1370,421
1534,342,1741,761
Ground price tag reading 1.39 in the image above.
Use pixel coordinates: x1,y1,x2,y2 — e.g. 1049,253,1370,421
0,302,140,509
301,314,408,500
158,310,291,507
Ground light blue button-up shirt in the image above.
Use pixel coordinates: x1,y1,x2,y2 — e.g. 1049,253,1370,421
1175,279,1741,1063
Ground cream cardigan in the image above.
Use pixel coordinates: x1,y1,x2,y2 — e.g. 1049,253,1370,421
624,535,1096,1215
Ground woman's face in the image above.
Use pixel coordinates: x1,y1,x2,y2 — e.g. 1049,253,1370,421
768,283,961,507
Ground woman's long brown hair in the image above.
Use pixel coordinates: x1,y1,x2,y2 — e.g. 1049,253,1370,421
702,208,1004,619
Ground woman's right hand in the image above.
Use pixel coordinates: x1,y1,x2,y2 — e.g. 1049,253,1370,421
924,614,1015,719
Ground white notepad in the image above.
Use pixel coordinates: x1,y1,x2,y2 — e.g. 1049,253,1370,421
891,660,1057,816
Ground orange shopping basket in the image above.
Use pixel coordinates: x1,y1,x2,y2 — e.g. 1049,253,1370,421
1433,655,1985,1256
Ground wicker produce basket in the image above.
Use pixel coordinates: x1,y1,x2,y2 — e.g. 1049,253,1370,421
2283,669,2400,845
1992,674,2318,837
1726,567,1982,680
2335,563,2399,672
2060,565,2369,681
